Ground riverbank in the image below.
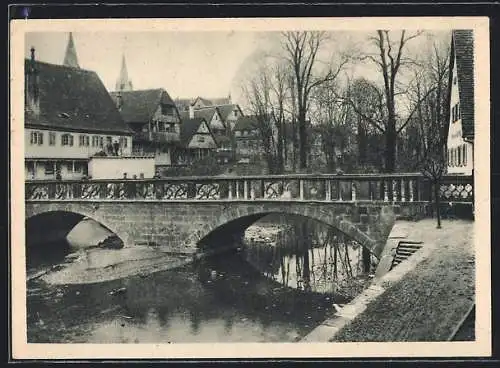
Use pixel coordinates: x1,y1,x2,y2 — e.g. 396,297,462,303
33,246,193,285
302,219,475,342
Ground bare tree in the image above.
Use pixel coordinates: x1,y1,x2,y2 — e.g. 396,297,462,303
310,80,355,172
411,38,450,228
241,61,290,174
348,30,438,173
281,31,349,170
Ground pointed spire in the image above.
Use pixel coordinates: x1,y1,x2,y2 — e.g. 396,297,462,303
63,32,80,68
115,53,133,92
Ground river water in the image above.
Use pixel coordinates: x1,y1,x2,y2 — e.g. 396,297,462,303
27,217,376,343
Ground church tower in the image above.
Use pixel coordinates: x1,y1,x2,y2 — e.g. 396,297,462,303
63,32,80,68
115,54,133,92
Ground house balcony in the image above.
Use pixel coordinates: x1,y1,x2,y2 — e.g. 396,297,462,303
133,131,180,143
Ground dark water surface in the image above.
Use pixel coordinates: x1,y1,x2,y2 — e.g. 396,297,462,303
28,250,342,343
27,217,375,343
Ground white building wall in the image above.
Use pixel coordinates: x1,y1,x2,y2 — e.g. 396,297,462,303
88,157,156,179
25,128,132,159
446,54,474,175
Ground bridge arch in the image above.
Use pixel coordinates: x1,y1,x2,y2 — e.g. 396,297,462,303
181,202,394,258
25,206,129,249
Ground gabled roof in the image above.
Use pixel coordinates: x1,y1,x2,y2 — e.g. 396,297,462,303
109,88,176,124
192,96,214,107
180,117,215,146
24,59,132,135
194,107,220,123
179,107,224,127
451,29,475,140
233,115,259,131
216,104,243,121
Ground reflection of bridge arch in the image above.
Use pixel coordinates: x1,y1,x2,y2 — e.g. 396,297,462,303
25,207,127,248
25,200,430,259
181,202,398,258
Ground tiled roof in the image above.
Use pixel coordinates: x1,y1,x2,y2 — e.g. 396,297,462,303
452,30,475,140
194,107,218,123
109,88,176,124
216,104,242,121
24,59,132,134
233,115,259,131
180,117,213,146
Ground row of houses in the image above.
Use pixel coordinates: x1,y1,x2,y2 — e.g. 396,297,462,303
24,33,264,180
24,30,475,180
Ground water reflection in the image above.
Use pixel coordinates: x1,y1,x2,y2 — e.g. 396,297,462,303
27,250,336,343
242,217,378,300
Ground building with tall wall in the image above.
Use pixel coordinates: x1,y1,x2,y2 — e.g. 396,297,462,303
25,34,133,180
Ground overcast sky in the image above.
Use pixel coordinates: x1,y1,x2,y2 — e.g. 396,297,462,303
24,30,451,107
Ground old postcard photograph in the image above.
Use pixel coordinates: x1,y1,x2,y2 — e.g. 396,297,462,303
10,16,490,359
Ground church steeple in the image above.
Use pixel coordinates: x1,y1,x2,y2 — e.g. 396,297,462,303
115,53,133,92
63,32,80,68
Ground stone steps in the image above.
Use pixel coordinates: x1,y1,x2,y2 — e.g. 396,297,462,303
390,241,423,270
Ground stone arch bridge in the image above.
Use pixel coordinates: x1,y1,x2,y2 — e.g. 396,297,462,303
25,174,473,258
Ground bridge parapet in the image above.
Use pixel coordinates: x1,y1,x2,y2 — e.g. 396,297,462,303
25,173,473,204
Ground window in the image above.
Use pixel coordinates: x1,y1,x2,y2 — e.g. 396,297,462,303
463,145,467,165
234,110,238,117
198,136,205,143
61,134,73,146
49,132,56,146
44,163,54,175
79,135,84,146
99,137,104,147
106,136,112,145
30,131,43,145
92,136,99,147
453,76,457,85
85,136,90,146
67,162,73,173
458,146,462,166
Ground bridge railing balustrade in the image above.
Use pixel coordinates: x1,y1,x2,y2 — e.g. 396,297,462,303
25,174,472,204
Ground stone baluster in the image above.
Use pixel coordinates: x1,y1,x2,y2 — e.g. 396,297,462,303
299,179,304,200
384,180,389,202
392,180,397,202
325,179,331,201
243,180,249,200
409,179,414,202
351,182,356,202
228,181,233,200
235,181,240,199
400,178,406,202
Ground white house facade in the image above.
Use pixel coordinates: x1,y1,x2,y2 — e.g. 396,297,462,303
446,30,474,176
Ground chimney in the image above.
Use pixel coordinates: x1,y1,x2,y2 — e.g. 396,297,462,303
26,46,40,114
189,104,194,119
116,91,123,111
